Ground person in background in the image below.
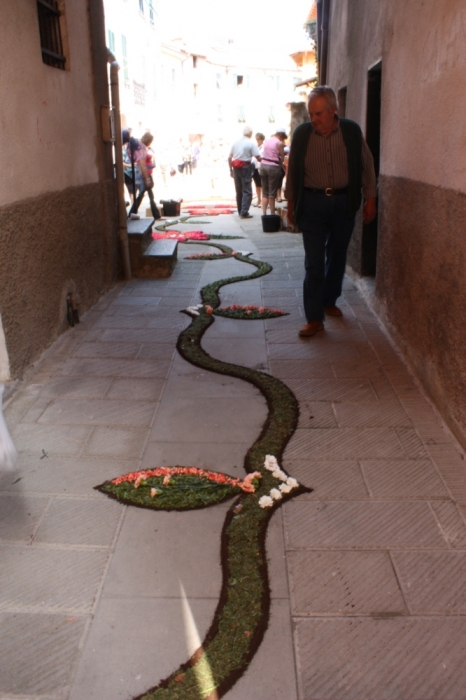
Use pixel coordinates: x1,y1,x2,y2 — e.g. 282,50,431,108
252,132,265,207
122,130,135,204
228,126,262,219
183,143,193,175
286,85,377,338
192,140,201,170
276,141,289,202
126,135,143,219
128,132,161,221
260,128,287,215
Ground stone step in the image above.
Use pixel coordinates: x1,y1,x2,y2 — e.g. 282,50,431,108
127,218,154,270
134,239,178,278
127,217,177,278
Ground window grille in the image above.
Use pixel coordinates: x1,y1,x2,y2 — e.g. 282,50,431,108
149,1,155,24
133,81,146,106
37,0,66,69
139,0,144,14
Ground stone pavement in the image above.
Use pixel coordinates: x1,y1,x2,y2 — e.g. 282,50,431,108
1,210,466,700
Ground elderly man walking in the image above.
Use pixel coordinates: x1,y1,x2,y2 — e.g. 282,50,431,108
229,126,261,219
286,86,377,337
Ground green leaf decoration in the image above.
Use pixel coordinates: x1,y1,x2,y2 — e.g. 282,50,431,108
95,467,254,511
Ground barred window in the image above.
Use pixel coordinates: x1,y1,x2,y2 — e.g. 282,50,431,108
37,0,67,70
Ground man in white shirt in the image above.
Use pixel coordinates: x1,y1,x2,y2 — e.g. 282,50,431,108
228,126,262,218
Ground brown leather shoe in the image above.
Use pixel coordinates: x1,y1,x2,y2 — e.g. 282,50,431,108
298,321,324,337
324,305,343,317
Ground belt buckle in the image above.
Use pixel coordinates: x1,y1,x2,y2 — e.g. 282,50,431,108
325,187,334,197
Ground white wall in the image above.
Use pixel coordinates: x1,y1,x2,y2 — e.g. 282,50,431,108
0,0,101,207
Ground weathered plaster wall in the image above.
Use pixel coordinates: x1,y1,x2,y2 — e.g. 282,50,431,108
326,0,466,444
0,1,100,206
0,0,119,380
376,176,466,439
0,184,114,378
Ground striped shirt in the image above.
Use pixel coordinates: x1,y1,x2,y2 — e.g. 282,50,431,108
285,121,377,200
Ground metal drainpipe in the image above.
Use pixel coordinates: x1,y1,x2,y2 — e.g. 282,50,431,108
107,50,131,280
320,0,330,86
316,0,323,82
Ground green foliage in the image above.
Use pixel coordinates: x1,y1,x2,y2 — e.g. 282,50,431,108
98,237,305,700
97,474,242,511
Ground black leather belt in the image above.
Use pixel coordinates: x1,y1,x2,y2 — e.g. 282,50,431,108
304,187,348,196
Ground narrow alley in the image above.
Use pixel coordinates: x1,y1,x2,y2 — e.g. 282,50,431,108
1,209,465,700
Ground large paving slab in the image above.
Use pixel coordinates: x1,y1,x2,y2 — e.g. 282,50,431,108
295,617,466,700
2,212,466,700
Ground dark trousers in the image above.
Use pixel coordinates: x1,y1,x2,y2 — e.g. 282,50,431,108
297,190,355,322
233,165,253,216
129,185,160,220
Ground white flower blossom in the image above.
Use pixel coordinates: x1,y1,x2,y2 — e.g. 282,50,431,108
270,488,282,500
286,477,299,489
279,483,293,494
258,495,274,508
272,469,288,482
264,455,279,472
186,306,200,316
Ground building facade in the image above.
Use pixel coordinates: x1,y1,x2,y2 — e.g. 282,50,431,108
317,0,466,445
103,0,161,134
101,0,302,150
0,0,119,380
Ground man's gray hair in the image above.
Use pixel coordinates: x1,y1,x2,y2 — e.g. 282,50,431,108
243,125,253,137
308,85,338,111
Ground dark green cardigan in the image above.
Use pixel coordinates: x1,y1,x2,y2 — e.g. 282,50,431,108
289,118,363,220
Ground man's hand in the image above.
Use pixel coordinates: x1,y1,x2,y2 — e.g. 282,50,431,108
363,198,377,224
287,201,294,225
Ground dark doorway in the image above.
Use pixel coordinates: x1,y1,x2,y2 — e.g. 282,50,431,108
338,86,347,118
362,62,382,276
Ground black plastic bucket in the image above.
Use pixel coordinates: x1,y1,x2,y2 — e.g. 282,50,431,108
261,214,281,233
161,199,182,216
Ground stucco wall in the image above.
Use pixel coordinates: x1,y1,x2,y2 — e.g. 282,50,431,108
0,183,116,378
0,1,101,206
0,0,119,380
376,176,466,438
325,0,466,445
